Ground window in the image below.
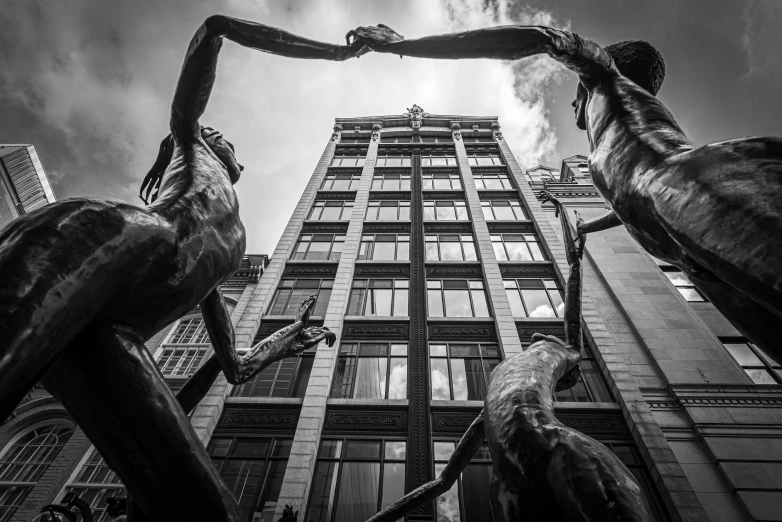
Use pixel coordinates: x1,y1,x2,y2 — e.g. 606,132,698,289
307,439,406,522
331,155,366,167
462,135,494,143
358,234,409,261
425,234,478,262
603,443,670,522
0,422,74,522
380,136,412,144
421,154,457,166
321,174,360,191
481,200,527,221
157,317,210,378
504,278,564,318
422,172,462,190
430,343,501,401
375,155,411,167
308,201,354,221
424,201,469,221
347,280,409,316
371,173,410,190
365,201,410,221
722,339,782,384
491,234,545,261
552,344,612,402
232,347,316,397
209,436,292,522
340,136,371,144
473,172,513,190
292,234,345,261
62,448,125,522
466,153,503,166
331,342,408,399
661,268,706,302
269,279,333,316
427,280,490,318
433,440,496,522
420,136,452,143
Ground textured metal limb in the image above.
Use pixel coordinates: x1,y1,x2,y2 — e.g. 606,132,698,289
578,209,622,236
365,412,486,522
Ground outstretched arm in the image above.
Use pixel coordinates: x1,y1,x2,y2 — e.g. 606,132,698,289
171,15,367,142
347,24,614,85
539,191,585,351
578,209,622,236
366,412,485,522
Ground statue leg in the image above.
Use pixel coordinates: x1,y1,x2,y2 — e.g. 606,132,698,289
41,322,244,522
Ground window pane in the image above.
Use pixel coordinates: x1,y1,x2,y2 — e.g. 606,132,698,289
462,242,477,261
399,204,410,220
371,289,393,316
388,358,408,399
664,270,691,286
455,205,469,220
439,241,463,261
434,463,461,522
333,462,380,522
331,358,355,398
313,289,331,316
549,289,565,317
397,241,409,261
724,344,764,366
381,463,406,511
428,289,444,317
677,287,705,302
581,360,611,402
431,359,451,400
471,290,490,317
320,205,342,221
505,240,532,261
444,289,472,317
462,464,494,521
424,205,436,221
343,441,382,459
436,205,456,220
522,289,555,317
292,357,313,398
393,289,409,316
354,358,388,398
492,205,516,220
385,442,407,460
433,442,455,460
745,368,777,384
373,242,396,260
308,462,338,522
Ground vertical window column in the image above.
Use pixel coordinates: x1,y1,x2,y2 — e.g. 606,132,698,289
452,135,526,358
273,135,381,520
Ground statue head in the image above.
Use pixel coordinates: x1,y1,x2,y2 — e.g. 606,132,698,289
526,333,583,392
200,126,244,185
572,40,666,130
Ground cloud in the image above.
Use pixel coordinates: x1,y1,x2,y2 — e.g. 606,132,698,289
741,0,782,82
0,0,570,253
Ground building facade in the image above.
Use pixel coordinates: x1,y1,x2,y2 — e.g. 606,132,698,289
1,109,780,522
0,145,56,229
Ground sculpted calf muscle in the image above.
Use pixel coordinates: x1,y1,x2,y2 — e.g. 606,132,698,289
348,23,782,364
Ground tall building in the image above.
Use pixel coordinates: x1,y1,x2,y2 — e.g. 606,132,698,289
1,109,779,522
0,145,56,229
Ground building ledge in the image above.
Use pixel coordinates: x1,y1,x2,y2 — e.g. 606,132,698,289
327,399,409,408
225,397,304,406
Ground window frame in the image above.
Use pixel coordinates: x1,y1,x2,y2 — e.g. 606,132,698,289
660,267,707,302
466,152,504,166
57,446,125,522
425,233,479,262
491,233,546,262
481,200,527,221
371,173,411,191
426,279,491,318
420,153,458,167
504,278,565,318
473,171,514,190
330,154,366,167
307,201,355,221
429,343,502,401
358,234,410,261
721,338,782,384
330,342,409,399
231,347,316,398
268,279,333,317
155,316,211,378
307,438,407,522
291,233,346,261
365,200,411,221
375,155,412,167
432,439,496,522
423,200,469,221
422,172,462,190
321,173,361,191
347,279,410,317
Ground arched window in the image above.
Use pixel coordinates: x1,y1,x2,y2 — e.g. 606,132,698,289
60,447,125,522
0,421,74,521
156,316,211,378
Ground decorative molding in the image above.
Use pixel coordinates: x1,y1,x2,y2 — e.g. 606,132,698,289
326,166,364,174
324,409,408,434
478,190,520,200
681,397,782,407
499,264,556,278
342,323,410,341
647,400,683,411
302,223,349,234
424,222,473,233
283,264,338,278
472,124,480,133
216,408,301,434
406,104,427,130
315,191,357,201
331,123,342,142
429,322,497,341
353,264,411,278
422,191,465,201
368,191,411,201
491,122,503,140
354,125,362,133
516,322,565,343
426,265,482,279
363,223,411,234
371,124,382,141
487,222,535,234
431,412,479,435
450,123,461,141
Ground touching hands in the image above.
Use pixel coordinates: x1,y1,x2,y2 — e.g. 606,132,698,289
346,24,405,52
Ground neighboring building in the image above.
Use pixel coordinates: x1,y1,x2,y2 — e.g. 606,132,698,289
0,145,56,229
0,255,268,522
2,107,780,522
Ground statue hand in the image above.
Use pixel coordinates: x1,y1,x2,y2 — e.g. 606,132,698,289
346,24,404,52
290,326,336,355
537,190,563,217
331,38,371,61
294,295,318,326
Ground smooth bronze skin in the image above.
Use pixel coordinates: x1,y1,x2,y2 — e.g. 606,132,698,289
365,193,654,522
348,24,782,364
0,15,361,522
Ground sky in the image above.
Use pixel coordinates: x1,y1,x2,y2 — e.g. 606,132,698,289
1,0,780,255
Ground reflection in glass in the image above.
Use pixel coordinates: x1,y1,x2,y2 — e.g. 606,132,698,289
307,462,338,522
462,464,494,521
521,289,555,317
724,344,763,366
746,369,776,384
428,289,445,317
333,462,380,522
381,463,406,510
431,359,451,400
435,463,461,522
388,358,408,399
444,289,472,317
354,358,387,399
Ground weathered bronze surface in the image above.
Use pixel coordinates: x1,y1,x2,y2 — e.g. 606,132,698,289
348,24,782,364
366,193,654,522
0,15,361,522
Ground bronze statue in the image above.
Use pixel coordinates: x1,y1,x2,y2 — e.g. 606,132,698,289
347,25,782,364
365,192,655,522
0,15,365,521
